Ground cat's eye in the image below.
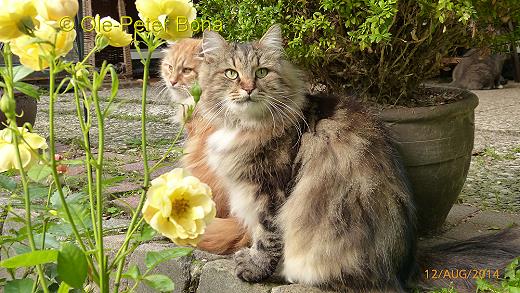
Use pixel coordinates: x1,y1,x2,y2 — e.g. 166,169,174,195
167,64,174,71
255,68,268,79
182,68,193,74
224,69,239,80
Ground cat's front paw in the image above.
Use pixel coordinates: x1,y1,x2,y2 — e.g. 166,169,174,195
234,248,274,282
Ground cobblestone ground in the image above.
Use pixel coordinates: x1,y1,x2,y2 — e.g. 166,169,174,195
34,82,181,154
32,80,520,213
459,82,520,212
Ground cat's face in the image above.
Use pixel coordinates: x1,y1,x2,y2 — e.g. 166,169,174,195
160,39,202,105
198,26,306,129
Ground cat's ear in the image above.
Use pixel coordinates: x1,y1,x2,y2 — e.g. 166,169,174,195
202,29,227,57
259,24,283,51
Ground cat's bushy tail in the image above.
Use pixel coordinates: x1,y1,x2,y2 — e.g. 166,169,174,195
197,217,251,255
416,227,520,292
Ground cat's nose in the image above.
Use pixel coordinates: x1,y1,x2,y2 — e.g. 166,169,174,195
170,80,177,86
241,82,255,95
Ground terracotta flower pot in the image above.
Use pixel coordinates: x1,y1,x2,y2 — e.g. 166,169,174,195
379,86,478,235
0,93,38,129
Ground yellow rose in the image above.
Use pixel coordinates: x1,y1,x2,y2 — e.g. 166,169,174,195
135,0,197,41
94,15,132,47
0,0,38,41
34,0,78,21
143,168,216,246
0,127,47,173
10,20,76,71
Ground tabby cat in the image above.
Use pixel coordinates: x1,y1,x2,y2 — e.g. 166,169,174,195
196,26,519,292
451,48,508,90
160,39,250,254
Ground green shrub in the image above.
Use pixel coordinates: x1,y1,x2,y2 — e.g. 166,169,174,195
197,0,519,105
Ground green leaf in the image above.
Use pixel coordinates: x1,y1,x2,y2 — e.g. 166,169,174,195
28,183,50,199
57,281,71,293
122,264,141,280
143,274,175,292
0,174,16,191
14,82,39,99
5,278,35,293
108,65,119,100
27,164,53,183
145,248,192,269
139,223,157,242
0,250,58,268
57,243,87,288
61,159,84,165
101,175,125,187
12,65,34,82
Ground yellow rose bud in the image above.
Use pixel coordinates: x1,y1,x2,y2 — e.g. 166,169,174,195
34,0,79,21
94,15,132,47
10,20,76,71
135,0,197,41
0,0,38,41
0,95,16,119
0,127,48,173
143,168,216,246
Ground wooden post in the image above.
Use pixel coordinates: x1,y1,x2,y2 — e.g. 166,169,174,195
82,0,95,67
508,21,520,82
118,0,133,78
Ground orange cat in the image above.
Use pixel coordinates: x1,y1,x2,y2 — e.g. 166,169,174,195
160,39,250,254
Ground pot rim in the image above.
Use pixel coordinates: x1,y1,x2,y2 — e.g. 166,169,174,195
379,85,479,123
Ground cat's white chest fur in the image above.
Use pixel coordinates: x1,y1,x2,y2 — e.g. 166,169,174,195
206,128,239,170
207,128,239,153
206,127,259,230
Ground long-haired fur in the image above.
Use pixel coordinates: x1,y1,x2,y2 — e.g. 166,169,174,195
197,25,519,292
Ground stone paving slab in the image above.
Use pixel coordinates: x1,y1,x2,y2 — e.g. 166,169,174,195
131,242,194,293
196,259,274,293
444,204,479,226
109,195,142,215
106,182,142,197
469,210,520,228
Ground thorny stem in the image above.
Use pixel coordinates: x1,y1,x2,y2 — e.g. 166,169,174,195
3,43,49,293
92,85,108,292
47,59,99,283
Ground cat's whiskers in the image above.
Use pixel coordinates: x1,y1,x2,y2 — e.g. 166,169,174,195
262,100,282,134
200,99,227,134
262,97,303,147
264,95,308,135
266,94,309,130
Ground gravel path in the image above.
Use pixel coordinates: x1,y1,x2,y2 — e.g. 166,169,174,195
459,82,520,212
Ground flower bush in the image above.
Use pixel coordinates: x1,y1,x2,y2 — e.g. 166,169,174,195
197,0,519,105
0,0,212,292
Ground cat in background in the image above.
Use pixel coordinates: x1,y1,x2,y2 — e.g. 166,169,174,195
197,26,519,292
451,48,508,90
160,39,250,254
